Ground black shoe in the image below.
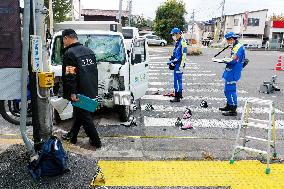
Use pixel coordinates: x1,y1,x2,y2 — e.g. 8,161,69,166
222,105,237,116
219,104,230,111
222,111,238,116
170,92,181,103
62,132,77,144
89,138,102,148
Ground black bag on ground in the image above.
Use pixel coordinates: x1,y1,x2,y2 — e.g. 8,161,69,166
28,136,69,179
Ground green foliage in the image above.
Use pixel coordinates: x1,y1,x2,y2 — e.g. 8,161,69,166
44,0,71,23
153,0,187,43
130,15,148,29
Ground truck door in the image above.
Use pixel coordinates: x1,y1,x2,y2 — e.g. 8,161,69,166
130,38,149,100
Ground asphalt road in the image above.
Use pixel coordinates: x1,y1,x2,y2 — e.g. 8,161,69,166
0,46,284,188
1,47,284,160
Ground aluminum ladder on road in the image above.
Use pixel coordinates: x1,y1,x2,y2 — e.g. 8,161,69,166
229,98,277,174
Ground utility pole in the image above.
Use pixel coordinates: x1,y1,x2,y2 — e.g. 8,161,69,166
118,0,123,24
190,9,195,46
71,0,75,21
128,0,132,26
49,0,54,35
220,0,225,41
32,0,53,151
78,0,81,21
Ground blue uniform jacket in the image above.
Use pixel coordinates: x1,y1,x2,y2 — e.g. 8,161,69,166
170,38,187,72
222,41,245,83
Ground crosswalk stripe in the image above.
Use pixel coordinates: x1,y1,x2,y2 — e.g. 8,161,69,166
149,73,217,77
149,62,198,65
141,104,284,114
149,76,198,81
143,116,284,129
141,95,264,103
149,82,223,87
146,87,248,94
149,70,212,74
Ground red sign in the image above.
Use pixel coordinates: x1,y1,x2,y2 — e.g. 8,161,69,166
272,21,284,28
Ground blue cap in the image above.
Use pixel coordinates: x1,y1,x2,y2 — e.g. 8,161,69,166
170,27,181,34
224,32,238,39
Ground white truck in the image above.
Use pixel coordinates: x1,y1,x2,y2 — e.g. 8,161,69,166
122,27,140,51
49,21,149,122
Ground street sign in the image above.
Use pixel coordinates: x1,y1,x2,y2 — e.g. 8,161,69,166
30,35,43,72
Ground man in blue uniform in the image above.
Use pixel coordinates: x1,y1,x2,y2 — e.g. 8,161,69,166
168,27,187,102
219,32,245,116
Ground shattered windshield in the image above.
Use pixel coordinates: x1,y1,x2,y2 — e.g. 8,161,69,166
79,34,125,64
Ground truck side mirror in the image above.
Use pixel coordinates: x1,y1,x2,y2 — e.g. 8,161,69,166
132,54,142,64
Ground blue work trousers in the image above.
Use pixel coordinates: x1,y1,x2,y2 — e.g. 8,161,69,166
224,82,237,106
174,72,183,93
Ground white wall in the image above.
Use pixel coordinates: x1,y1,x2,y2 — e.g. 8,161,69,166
224,10,268,35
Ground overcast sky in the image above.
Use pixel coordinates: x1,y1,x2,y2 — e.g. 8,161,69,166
80,0,284,21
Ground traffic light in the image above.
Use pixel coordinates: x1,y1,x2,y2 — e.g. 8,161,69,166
0,0,22,68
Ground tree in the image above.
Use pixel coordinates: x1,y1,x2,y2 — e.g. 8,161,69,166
153,0,187,43
130,15,148,30
44,0,71,23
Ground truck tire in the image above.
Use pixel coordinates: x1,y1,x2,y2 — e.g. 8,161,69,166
0,100,32,126
116,105,130,122
53,109,61,125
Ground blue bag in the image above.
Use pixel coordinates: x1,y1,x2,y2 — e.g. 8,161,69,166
28,136,69,179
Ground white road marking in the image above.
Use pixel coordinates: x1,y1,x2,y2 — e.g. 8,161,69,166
141,95,267,103
149,82,223,87
141,104,284,114
144,116,284,129
150,62,198,65
146,87,248,94
149,72,217,77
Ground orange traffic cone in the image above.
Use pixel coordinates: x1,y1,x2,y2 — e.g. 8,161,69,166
275,56,283,71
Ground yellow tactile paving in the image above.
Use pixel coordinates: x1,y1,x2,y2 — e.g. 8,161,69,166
93,160,284,189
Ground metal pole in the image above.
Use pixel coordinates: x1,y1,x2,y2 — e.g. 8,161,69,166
71,0,74,21
190,9,195,46
118,0,123,24
220,0,225,41
33,0,53,150
128,0,132,26
21,0,36,156
79,0,81,21
49,0,54,35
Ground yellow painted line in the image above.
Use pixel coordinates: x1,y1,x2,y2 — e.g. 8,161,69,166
0,138,23,145
93,160,284,189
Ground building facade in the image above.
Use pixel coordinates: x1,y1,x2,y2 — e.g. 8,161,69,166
81,9,129,26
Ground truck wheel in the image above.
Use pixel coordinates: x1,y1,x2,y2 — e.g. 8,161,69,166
160,42,166,46
0,100,32,126
116,105,130,122
53,109,61,125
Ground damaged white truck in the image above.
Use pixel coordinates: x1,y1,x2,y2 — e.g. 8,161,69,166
49,21,149,122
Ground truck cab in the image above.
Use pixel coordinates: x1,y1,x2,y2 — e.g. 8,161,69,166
122,27,140,51
49,21,149,122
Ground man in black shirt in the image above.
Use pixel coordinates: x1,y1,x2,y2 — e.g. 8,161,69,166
61,29,101,148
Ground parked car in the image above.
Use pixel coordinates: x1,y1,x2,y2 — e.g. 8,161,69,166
144,35,167,46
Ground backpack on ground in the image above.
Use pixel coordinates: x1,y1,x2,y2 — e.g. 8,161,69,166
28,136,69,179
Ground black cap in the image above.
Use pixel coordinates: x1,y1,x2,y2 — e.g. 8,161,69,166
62,29,77,38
